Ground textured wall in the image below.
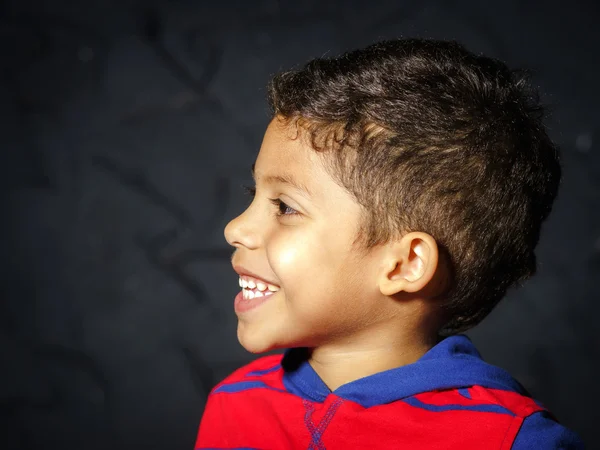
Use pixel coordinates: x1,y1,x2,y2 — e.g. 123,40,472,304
2,0,599,449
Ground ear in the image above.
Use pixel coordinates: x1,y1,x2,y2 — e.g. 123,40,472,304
378,232,440,297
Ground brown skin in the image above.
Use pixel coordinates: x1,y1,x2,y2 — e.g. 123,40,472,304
225,117,449,391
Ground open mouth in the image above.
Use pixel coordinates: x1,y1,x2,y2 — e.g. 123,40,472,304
239,275,280,300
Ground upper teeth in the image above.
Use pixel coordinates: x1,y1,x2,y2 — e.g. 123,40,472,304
239,276,279,292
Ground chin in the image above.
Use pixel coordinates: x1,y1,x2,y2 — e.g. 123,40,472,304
237,324,297,354
237,326,275,354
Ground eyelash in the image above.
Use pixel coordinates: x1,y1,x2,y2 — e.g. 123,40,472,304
242,185,299,217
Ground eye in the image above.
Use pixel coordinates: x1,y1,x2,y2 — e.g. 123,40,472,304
241,185,299,218
269,198,299,217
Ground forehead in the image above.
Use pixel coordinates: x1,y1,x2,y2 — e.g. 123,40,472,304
253,119,330,193
253,119,365,222
254,118,367,246
255,119,316,169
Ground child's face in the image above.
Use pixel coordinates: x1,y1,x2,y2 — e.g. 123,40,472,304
225,118,387,353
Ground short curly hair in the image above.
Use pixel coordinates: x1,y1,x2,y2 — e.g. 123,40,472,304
267,38,561,335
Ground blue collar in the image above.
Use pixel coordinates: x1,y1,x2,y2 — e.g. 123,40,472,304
281,335,528,407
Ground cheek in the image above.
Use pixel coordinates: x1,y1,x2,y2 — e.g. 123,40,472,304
268,232,315,278
272,243,299,270
268,230,356,311
267,229,334,286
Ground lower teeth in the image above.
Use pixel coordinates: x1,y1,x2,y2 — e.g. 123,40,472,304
243,290,273,300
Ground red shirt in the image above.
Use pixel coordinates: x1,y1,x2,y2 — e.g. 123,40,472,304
196,335,582,449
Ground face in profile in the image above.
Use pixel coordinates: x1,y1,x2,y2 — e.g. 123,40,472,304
224,118,387,354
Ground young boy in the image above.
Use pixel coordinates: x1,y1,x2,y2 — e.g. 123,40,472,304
195,39,583,449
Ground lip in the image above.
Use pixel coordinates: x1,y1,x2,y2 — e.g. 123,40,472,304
232,264,279,287
234,289,276,314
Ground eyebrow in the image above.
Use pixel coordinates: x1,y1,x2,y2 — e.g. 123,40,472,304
251,163,313,198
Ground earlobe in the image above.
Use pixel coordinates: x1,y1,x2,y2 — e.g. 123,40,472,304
378,233,439,297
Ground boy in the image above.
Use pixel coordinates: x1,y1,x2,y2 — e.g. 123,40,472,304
195,39,583,449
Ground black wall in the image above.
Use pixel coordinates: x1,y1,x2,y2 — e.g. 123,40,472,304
2,0,599,449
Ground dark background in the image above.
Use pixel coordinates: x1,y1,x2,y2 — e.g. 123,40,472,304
1,0,599,449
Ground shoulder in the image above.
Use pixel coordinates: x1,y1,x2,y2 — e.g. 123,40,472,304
512,411,584,450
409,387,583,448
211,353,285,394
464,387,584,448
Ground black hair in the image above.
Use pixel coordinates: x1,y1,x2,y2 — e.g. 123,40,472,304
268,39,561,335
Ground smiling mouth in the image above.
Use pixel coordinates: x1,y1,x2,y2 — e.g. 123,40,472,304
239,275,280,300
235,275,280,313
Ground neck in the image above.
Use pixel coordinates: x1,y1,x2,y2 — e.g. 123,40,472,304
307,330,439,391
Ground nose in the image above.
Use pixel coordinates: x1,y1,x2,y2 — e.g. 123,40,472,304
224,208,260,250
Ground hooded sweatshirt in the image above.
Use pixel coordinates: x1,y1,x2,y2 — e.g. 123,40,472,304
195,335,583,449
